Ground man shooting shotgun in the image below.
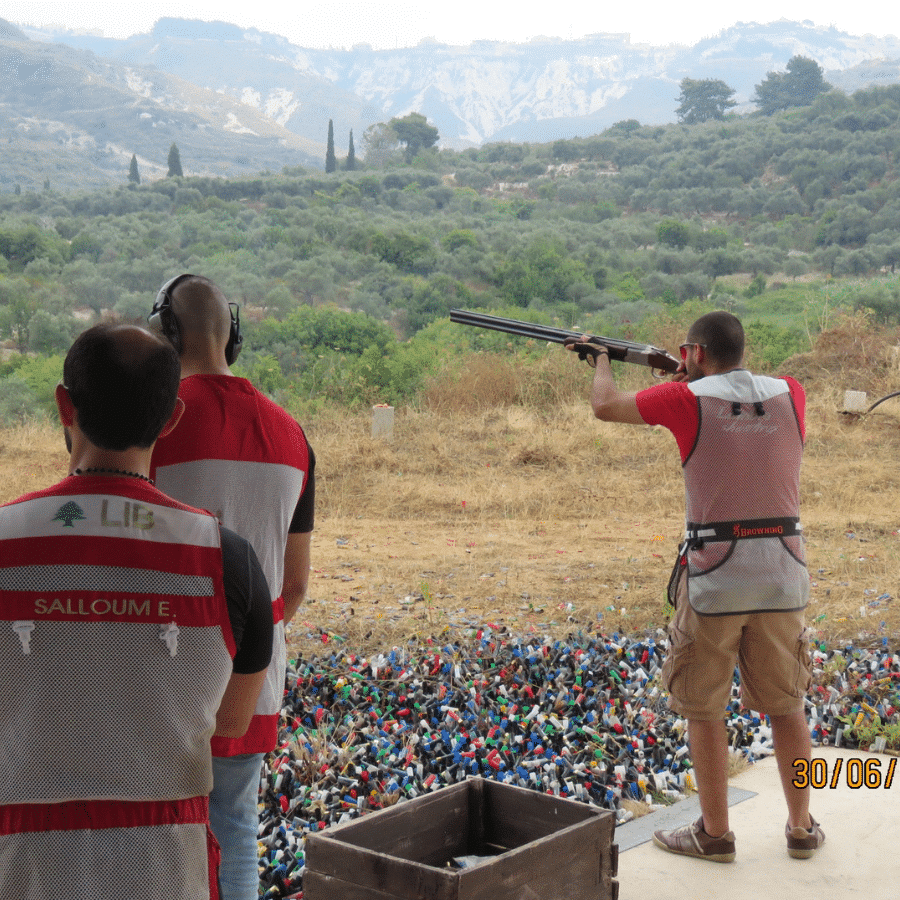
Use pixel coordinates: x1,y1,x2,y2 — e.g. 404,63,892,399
449,308,680,375
568,309,822,865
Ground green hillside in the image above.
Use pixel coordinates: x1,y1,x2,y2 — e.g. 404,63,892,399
2,84,900,420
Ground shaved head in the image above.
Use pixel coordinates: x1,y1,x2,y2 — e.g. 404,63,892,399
687,311,744,369
169,275,233,350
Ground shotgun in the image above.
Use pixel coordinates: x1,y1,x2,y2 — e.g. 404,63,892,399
449,308,680,374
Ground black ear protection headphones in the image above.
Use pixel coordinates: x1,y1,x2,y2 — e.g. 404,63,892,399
148,273,243,365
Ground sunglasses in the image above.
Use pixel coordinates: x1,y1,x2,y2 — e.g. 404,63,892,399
679,342,706,360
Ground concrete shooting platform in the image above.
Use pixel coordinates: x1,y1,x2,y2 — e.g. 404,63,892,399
614,746,898,899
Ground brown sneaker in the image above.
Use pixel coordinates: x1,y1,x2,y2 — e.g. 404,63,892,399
786,816,825,859
652,818,736,863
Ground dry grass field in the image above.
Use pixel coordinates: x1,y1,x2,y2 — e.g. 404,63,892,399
296,350,900,655
4,314,898,659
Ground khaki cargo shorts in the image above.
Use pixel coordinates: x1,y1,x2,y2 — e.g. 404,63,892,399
662,570,812,720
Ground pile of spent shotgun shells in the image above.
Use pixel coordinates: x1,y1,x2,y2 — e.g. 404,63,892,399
256,629,900,898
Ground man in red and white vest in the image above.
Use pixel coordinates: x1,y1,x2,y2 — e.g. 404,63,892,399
566,311,823,864
0,324,273,900
149,275,314,900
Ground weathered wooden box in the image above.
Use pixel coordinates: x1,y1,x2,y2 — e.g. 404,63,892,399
304,777,618,900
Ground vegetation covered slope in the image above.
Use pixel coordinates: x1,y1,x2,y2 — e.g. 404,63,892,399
2,84,900,420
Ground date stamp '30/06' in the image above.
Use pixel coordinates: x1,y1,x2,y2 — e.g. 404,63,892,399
792,757,897,790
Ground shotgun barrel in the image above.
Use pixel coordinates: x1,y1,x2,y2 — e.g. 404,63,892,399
449,308,680,374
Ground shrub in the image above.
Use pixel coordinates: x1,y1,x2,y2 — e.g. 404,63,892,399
0,374,43,425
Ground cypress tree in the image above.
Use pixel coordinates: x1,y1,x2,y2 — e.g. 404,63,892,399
325,119,336,173
167,142,183,177
128,154,141,184
345,129,356,171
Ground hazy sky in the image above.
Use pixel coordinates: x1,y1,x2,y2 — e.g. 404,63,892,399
3,1,898,49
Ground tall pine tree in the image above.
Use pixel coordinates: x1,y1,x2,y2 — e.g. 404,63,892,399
128,154,141,184
754,56,830,115
345,130,356,171
675,79,736,124
389,113,439,162
325,120,336,173
167,143,183,177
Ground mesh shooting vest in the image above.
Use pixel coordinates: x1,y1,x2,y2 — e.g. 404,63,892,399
0,477,234,900
152,374,310,755
682,370,809,615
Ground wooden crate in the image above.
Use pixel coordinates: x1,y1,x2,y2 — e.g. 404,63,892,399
304,777,618,900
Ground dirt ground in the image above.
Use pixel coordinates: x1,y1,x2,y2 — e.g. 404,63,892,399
288,394,900,655
3,328,899,659
295,512,680,649
294,497,900,660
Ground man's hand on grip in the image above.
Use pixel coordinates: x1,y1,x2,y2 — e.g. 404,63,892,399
564,336,608,368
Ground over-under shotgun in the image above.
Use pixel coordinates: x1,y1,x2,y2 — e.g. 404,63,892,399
449,308,680,374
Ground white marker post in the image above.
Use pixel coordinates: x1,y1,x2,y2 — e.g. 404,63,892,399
843,390,867,413
371,404,394,440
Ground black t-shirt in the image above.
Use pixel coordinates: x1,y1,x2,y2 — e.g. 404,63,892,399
289,443,315,534
219,525,273,674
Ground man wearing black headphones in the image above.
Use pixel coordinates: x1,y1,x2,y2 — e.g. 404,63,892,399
148,275,315,900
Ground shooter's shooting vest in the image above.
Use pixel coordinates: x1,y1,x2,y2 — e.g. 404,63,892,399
681,370,809,615
152,374,310,755
0,477,233,900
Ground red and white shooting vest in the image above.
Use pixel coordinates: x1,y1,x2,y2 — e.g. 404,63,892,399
151,375,310,754
682,370,809,615
0,477,234,900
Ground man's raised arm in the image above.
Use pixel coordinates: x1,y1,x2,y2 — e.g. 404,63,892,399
564,340,646,424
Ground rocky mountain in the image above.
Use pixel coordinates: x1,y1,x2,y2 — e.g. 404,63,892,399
0,19,320,193
5,17,900,191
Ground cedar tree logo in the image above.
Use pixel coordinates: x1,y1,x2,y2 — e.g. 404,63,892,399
53,501,86,527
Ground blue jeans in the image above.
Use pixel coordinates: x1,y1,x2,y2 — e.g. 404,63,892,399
209,753,265,900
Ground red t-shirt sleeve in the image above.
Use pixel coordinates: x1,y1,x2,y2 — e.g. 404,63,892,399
635,381,700,463
636,376,806,461
783,376,806,441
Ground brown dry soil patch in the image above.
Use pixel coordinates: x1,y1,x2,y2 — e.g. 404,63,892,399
287,390,900,656
295,514,680,650
3,333,899,660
